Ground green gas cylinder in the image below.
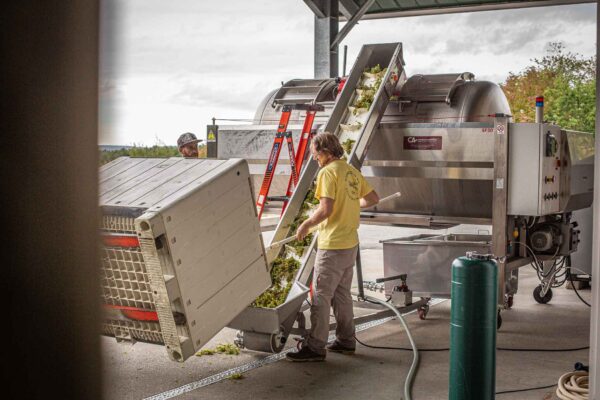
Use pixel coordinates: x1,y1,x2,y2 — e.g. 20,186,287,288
449,252,498,400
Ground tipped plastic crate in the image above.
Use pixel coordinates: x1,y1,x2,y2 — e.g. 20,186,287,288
99,157,271,362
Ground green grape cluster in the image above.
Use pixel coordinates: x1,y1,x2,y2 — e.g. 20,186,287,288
342,139,356,155
366,64,383,74
251,257,299,308
215,343,241,355
252,186,320,308
353,91,374,111
195,343,240,357
351,66,386,112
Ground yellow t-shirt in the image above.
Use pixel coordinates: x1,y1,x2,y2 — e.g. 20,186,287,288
314,160,373,250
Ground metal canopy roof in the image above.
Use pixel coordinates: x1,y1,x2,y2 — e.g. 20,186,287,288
305,0,594,20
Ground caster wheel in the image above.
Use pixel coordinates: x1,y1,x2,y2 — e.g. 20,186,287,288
270,333,287,353
533,285,553,304
504,294,514,309
418,305,429,320
497,310,502,330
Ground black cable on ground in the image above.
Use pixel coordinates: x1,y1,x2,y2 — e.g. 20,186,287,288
569,270,591,307
355,334,589,353
495,383,557,395
497,346,589,352
354,335,448,351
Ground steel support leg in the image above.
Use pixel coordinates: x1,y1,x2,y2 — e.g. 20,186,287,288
314,0,339,78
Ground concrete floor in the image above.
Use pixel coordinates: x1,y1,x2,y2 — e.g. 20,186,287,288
102,224,592,400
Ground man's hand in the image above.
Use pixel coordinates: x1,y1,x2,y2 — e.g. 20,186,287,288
296,221,311,241
295,197,333,241
360,190,380,208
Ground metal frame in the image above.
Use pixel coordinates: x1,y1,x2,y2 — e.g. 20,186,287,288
289,297,429,336
305,0,593,21
355,0,594,20
492,115,511,305
329,0,375,49
589,2,600,395
307,0,593,79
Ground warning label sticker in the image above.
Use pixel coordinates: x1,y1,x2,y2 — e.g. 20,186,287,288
403,136,442,150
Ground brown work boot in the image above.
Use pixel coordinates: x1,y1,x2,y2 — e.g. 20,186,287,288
286,346,326,362
326,341,355,355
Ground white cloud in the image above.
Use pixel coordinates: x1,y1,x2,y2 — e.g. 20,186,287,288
99,1,597,146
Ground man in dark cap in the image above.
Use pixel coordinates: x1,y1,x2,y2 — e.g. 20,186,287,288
177,132,202,158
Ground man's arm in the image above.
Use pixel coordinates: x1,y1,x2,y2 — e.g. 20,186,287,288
296,197,333,241
360,190,379,208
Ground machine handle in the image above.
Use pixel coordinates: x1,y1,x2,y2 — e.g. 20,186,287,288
267,227,317,250
366,191,401,209
375,273,407,283
379,191,401,204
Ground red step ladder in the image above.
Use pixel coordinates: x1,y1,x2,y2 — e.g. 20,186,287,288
256,104,323,220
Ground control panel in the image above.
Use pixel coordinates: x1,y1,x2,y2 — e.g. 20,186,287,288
507,123,562,216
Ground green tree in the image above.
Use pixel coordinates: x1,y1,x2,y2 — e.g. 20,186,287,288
500,42,596,133
99,145,180,165
99,143,208,165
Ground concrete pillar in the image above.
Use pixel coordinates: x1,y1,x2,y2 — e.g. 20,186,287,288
314,0,339,78
589,1,600,396
2,2,101,398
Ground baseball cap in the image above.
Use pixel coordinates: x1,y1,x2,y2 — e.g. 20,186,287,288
177,132,202,149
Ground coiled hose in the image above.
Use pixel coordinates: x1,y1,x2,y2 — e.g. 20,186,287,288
556,370,588,399
364,295,419,400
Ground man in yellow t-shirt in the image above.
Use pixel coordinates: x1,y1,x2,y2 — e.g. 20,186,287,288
286,132,379,362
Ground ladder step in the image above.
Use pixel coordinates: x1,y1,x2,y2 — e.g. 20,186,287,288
274,98,318,105
280,85,324,90
267,196,289,202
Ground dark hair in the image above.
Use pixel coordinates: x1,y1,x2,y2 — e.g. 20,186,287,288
312,132,344,158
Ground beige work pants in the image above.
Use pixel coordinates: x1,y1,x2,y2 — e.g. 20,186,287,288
306,245,358,355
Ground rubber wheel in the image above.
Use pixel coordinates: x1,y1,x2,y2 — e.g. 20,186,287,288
504,294,514,309
270,333,286,353
418,305,429,320
533,285,553,304
497,310,502,330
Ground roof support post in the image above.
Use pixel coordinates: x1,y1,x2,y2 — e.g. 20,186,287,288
588,1,600,396
314,0,339,78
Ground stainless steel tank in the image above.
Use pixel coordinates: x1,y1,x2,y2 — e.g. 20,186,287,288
247,73,511,224
223,73,591,227
364,73,510,224
253,73,509,125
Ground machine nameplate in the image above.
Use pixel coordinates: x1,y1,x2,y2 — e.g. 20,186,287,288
403,136,442,150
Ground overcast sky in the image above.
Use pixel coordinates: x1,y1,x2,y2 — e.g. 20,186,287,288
99,0,597,146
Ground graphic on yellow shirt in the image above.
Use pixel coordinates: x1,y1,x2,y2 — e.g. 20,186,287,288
345,171,360,200
315,160,373,250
